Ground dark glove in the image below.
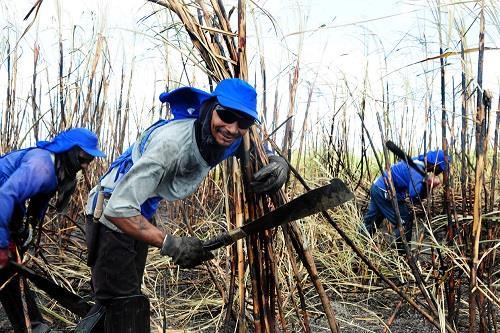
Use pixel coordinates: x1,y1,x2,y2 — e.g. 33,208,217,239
160,235,214,268
0,248,9,269
250,155,289,193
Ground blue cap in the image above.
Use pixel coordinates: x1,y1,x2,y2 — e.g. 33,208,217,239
417,150,451,172
159,78,258,120
36,128,106,157
213,79,257,119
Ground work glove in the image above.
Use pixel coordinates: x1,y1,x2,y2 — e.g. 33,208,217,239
250,155,289,194
160,235,214,269
0,248,9,269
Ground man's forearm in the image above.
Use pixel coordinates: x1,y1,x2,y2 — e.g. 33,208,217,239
105,215,166,248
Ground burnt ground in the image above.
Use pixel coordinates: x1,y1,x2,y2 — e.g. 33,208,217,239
328,292,440,333
0,290,441,333
0,280,496,332
0,291,439,333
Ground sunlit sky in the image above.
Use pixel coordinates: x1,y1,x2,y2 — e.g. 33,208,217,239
1,0,499,151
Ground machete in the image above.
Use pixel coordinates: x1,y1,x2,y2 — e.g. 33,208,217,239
203,178,354,251
385,140,427,177
10,260,91,317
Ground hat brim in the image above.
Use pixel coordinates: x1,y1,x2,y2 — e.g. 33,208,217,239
216,95,259,122
81,146,106,158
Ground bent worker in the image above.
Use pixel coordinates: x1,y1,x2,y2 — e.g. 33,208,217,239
0,128,105,333
361,149,451,254
80,78,289,331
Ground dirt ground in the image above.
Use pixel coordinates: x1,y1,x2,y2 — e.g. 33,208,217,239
0,290,442,333
329,294,440,333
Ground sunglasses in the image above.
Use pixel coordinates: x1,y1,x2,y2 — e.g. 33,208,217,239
215,106,255,129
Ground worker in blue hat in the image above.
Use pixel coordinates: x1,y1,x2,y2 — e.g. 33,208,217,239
78,78,289,331
361,149,451,255
0,128,105,332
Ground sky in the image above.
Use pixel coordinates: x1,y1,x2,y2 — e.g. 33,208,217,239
1,0,499,151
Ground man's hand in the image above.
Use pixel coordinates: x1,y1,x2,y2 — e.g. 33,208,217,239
250,155,289,193
426,175,441,189
160,235,214,268
0,248,9,269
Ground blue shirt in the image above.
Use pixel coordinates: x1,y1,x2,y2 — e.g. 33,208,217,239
373,160,426,202
0,148,57,247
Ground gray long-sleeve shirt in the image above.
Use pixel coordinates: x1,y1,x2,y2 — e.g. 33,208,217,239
86,119,211,231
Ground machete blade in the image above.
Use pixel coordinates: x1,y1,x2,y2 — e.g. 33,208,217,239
385,140,426,177
203,178,354,251
240,178,353,235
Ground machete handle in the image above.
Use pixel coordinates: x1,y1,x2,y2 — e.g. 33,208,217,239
203,228,246,251
9,260,91,317
385,140,427,177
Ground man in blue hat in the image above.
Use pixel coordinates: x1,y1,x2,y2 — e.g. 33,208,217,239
361,149,451,255
0,128,105,332
79,78,288,331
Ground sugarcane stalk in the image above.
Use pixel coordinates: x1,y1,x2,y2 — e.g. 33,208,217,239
1,40,11,152
266,236,289,333
438,12,457,324
296,77,317,177
383,298,403,333
479,91,494,333
489,92,499,211
281,224,311,333
469,2,486,332
236,1,267,331
260,232,272,333
221,163,238,331
271,82,280,143
81,34,103,126
227,161,247,333
212,0,238,67
58,24,66,129
20,277,31,333
31,43,40,141
282,54,300,162
247,235,263,333
114,64,125,159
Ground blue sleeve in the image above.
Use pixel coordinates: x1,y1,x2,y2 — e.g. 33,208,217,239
0,157,56,247
408,168,426,201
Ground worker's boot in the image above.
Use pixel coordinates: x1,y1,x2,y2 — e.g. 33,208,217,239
74,303,105,333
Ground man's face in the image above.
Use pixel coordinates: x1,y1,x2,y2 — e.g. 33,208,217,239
76,149,95,171
210,105,255,147
426,163,443,175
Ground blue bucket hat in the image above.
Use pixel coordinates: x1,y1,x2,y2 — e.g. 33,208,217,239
417,150,451,172
159,78,258,120
36,128,106,157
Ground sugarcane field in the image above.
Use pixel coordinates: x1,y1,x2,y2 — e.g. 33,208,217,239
0,0,499,332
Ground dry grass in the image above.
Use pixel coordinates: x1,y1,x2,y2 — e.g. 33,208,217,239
0,0,499,332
